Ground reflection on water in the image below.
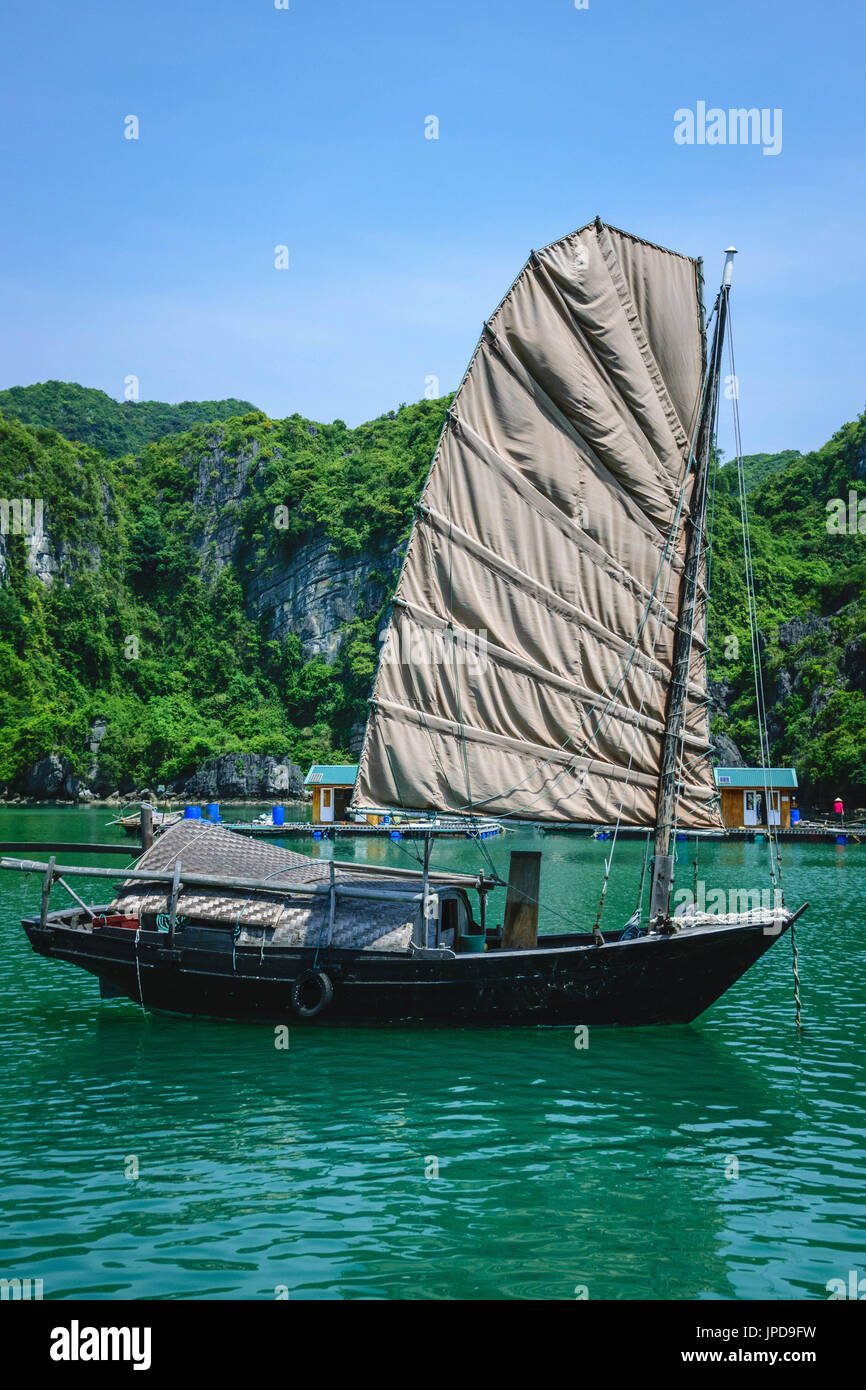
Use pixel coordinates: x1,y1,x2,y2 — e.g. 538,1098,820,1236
0,808,864,1299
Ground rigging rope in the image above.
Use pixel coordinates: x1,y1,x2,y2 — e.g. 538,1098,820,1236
467,432,697,827
592,303,720,928
439,277,716,830
725,306,784,903
381,257,719,898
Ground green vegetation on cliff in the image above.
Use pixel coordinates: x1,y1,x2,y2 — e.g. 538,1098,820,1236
735,449,801,493
1,384,863,805
0,381,258,459
0,396,448,792
707,415,866,801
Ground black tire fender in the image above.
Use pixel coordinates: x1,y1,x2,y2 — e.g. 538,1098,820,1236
291,968,334,1018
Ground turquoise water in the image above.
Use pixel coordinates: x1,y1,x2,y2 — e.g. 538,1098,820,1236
0,807,864,1300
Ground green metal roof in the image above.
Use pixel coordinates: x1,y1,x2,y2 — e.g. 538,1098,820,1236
304,764,358,787
713,767,798,790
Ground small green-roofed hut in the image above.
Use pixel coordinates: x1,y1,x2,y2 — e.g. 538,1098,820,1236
713,767,798,827
305,765,359,824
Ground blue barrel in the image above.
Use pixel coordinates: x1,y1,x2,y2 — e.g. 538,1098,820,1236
836,834,847,845
206,802,220,822
183,805,201,819
272,805,285,826
790,808,800,825
389,830,402,841
312,829,322,840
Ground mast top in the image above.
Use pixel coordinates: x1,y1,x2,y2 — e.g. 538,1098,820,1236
723,247,737,288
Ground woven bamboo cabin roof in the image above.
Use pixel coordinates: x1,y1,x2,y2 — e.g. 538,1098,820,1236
109,820,424,952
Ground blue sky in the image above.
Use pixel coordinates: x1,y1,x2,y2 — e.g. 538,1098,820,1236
1,0,863,455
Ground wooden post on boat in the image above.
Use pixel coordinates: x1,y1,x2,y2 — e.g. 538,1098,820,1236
140,804,154,852
328,860,336,946
420,828,434,948
168,860,181,942
502,851,541,950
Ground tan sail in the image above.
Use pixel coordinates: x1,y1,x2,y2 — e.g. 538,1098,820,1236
354,220,723,827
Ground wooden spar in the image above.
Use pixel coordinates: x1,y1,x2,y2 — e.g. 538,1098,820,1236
334,861,498,889
0,857,425,905
55,877,95,918
140,804,154,851
0,841,495,886
0,842,138,856
649,252,734,929
501,851,541,949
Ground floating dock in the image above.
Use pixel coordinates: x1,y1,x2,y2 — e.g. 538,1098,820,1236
536,822,861,844
219,819,504,840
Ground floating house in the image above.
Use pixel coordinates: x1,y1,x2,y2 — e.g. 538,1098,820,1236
305,765,359,825
714,767,798,829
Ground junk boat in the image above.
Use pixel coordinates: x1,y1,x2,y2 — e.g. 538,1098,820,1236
3,219,806,1025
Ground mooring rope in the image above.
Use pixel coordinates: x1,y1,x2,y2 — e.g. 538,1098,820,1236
133,924,145,1013
791,919,802,1030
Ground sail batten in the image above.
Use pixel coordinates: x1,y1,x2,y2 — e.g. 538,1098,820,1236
392,599,690,720
408,510,678,674
452,411,687,580
353,220,723,828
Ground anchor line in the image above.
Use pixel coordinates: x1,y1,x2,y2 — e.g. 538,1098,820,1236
133,924,145,1012
791,918,802,1030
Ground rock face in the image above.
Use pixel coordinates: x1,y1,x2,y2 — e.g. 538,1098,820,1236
707,679,734,717
187,436,403,661
24,754,82,800
192,439,261,574
87,718,108,784
248,535,402,661
169,753,305,801
778,615,831,649
842,636,866,687
775,612,840,722
14,748,305,804
710,732,747,768
0,511,69,589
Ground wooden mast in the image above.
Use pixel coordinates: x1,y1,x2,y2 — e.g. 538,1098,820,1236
648,249,736,929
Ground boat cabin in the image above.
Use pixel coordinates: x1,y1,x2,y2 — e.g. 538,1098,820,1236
714,767,798,828
305,764,359,824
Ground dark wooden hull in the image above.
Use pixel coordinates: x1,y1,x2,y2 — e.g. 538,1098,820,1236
22,909,789,1027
